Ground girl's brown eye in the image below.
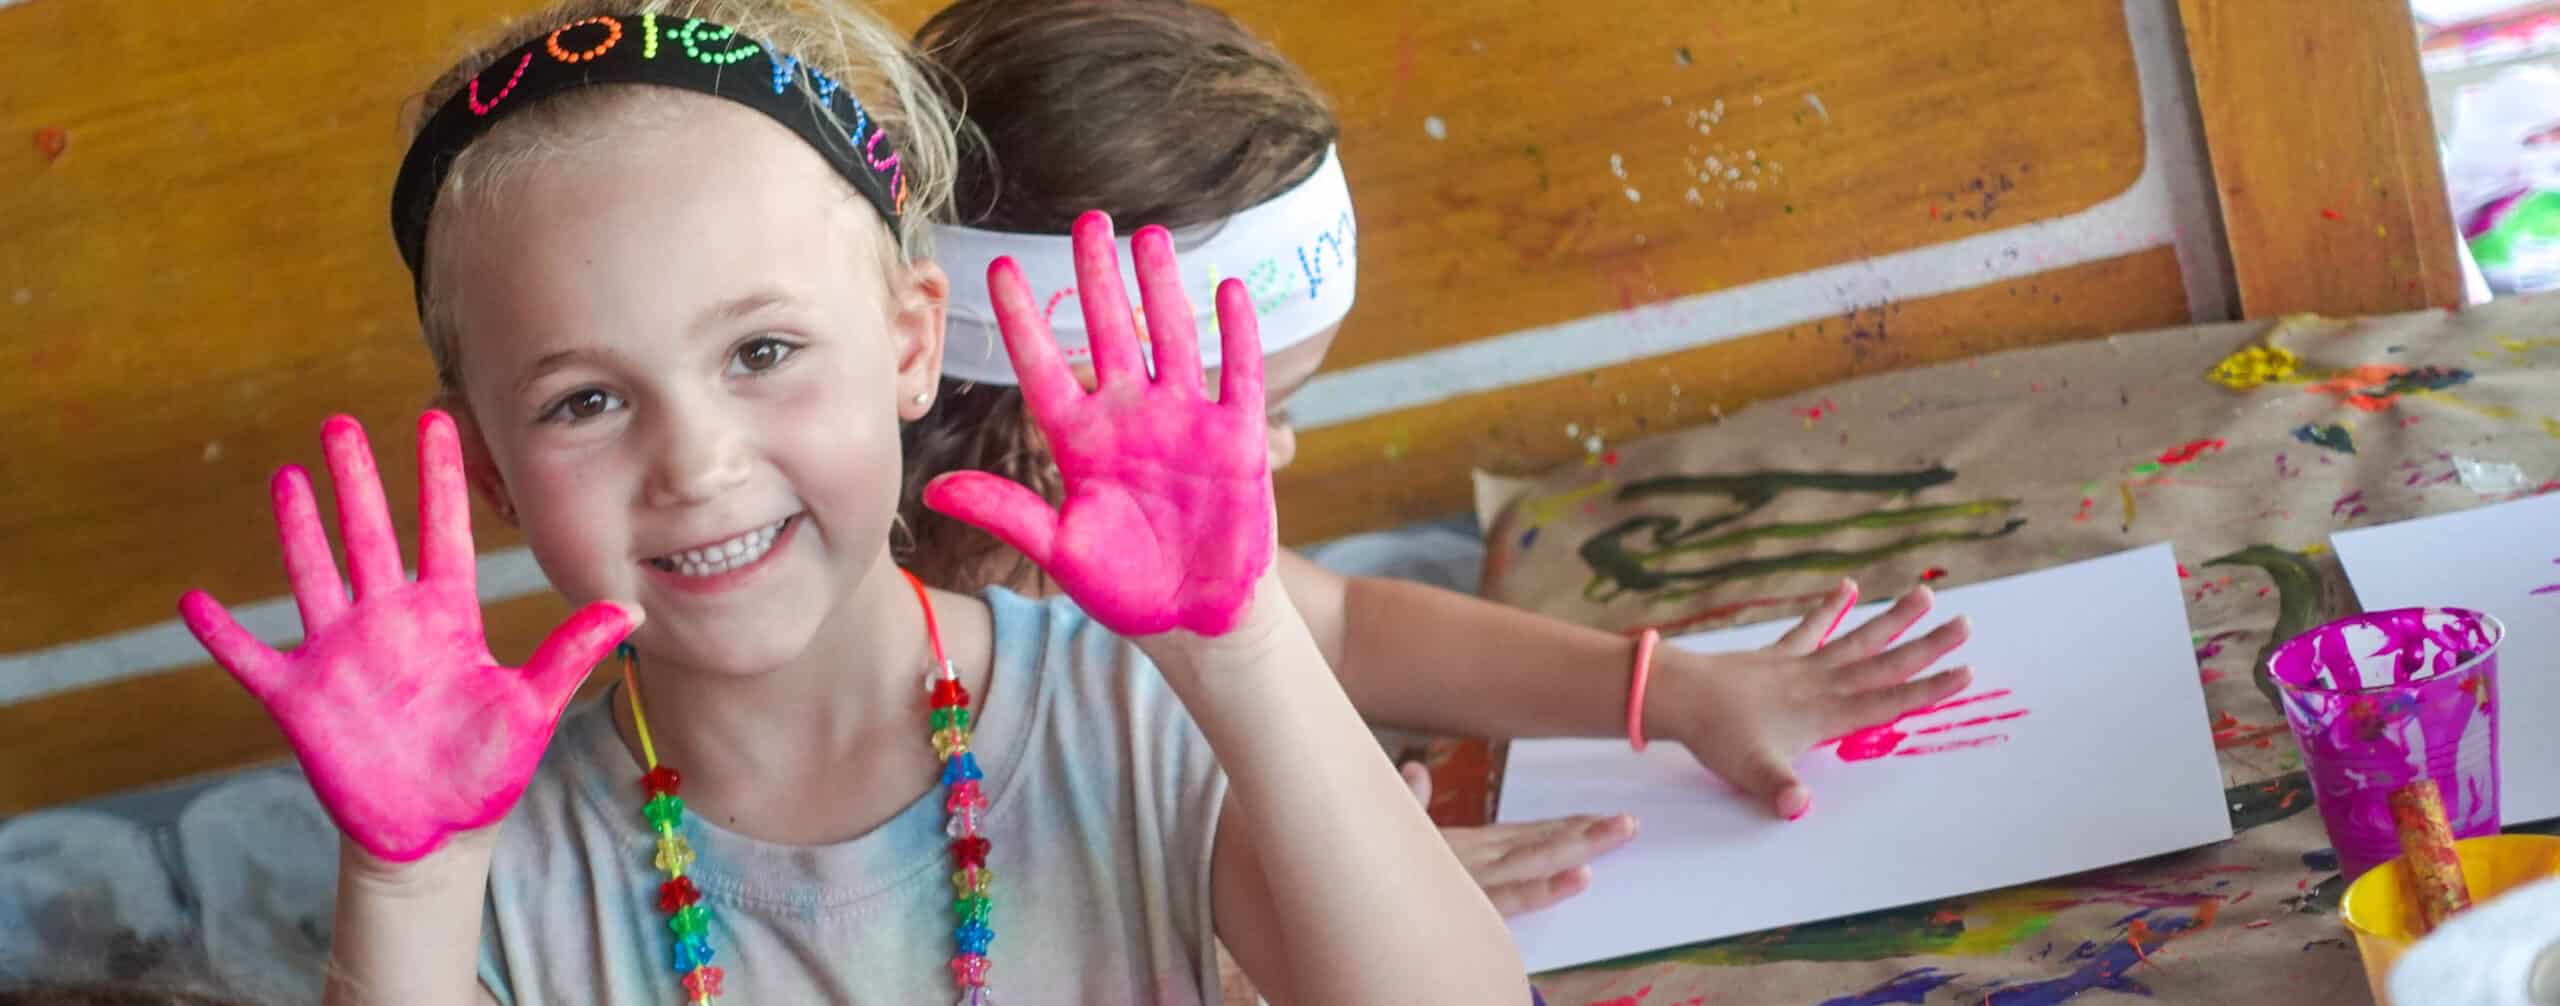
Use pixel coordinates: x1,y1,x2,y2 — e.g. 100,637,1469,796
541,387,623,423
565,389,612,418
733,336,798,374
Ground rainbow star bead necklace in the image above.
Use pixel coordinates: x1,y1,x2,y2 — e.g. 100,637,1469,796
620,569,992,1005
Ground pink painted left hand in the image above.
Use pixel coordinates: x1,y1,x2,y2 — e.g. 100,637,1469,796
924,211,1273,637
1646,581,1977,820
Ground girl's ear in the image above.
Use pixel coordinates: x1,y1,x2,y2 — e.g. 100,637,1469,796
891,257,952,421
438,397,520,526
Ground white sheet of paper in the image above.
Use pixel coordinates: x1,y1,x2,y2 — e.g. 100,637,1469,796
2332,491,2560,825
1497,544,2231,973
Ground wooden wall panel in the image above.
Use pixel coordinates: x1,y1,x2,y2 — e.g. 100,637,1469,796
2178,0,2465,317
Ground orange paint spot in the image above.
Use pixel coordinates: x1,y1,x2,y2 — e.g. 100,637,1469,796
2303,364,2412,413
33,126,67,162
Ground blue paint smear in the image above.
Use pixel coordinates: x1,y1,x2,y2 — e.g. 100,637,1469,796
1819,966,1962,1006
2291,423,2357,455
1976,909,2202,1006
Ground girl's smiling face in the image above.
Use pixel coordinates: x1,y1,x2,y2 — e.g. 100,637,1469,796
433,93,947,674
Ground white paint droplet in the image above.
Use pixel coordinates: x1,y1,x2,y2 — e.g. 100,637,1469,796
1565,423,1581,438
1584,435,1605,454
1624,187,1643,203
2455,457,2530,494
1805,93,1830,122
203,441,224,463
1423,116,1447,140
10,289,28,306
1609,153,1627,178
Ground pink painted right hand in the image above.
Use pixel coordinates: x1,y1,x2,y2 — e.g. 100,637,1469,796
179,412,636,864
923,212,1275,638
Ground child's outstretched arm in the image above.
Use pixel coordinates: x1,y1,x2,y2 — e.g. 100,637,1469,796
178,413,635,1006
925,212,1526,1002
1282,542,1973,821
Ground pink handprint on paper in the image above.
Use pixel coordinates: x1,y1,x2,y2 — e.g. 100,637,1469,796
1825,689,2029,762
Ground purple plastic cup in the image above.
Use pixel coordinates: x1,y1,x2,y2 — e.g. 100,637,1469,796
2266,607,2504,882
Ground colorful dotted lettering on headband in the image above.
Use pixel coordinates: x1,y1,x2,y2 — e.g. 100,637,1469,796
675,19,760,66
468,53,534,116
642,13,660,58
1245,259,1296,315
768,54,804,95
545,16,622,63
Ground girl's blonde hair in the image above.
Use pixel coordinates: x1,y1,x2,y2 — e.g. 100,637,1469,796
408,0,961,393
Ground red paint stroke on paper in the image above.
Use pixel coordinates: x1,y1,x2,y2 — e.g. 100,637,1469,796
1793,398,1839,424
2212,712,2285,750
2194,630,2246,662
2156,439,2226,466
2332,491,2369,519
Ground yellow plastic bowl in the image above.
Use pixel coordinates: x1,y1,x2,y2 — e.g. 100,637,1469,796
2340,834,2560,1005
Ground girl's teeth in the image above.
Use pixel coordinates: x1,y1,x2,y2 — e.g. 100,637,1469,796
659,519,786,577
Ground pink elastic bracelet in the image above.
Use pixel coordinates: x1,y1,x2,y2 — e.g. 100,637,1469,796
1627,628,1662,751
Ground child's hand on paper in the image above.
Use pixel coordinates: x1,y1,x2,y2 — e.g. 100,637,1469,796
1646,581,1972,820
1400,764,1637,917
178,413,638,866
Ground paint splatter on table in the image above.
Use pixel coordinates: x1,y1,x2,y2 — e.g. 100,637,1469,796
1471,300,2560,1004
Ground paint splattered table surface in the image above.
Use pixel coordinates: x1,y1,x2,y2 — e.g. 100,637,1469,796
1467,298,2560,1005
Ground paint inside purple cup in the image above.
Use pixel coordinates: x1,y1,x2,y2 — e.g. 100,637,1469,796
2266,607,2504,881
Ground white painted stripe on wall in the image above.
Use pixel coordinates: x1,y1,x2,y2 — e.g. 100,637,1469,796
0,0,2229,708
0,550,553,705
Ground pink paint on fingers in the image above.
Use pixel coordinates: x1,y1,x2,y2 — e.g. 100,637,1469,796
927,211,1274,638
1816,582,1860,647
1880,591,1934,648
181,412,639,862
270,465,348,631
415,411,477,586
321,415,405,599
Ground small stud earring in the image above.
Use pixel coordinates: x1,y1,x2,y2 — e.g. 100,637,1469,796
913,391,932,406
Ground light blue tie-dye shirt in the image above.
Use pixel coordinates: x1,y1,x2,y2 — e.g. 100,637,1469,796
478,588,1227,1004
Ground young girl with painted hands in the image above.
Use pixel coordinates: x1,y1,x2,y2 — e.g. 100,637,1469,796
906,0,1978,917
174,2,1523,1002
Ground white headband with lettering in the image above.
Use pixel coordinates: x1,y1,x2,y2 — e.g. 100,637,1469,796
933,145,1357,386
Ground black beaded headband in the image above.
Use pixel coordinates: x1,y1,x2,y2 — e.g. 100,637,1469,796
390,13,909,310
